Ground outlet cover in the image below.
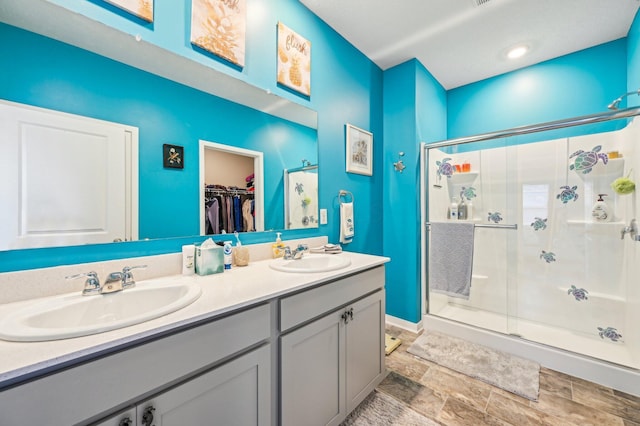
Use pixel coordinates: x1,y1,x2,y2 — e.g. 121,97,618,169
320,208,327,225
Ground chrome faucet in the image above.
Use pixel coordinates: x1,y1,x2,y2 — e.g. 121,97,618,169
284,244,309,260
66,265,147,296
621,219,640,241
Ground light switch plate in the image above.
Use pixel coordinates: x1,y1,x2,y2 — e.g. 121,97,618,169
320,208,327,224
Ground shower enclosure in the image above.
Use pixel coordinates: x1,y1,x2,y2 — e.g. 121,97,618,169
422,108,640,393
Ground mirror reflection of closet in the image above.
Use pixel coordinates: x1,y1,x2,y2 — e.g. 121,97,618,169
199,141,264,235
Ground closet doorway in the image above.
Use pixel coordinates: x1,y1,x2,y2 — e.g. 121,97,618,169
199,140,264,234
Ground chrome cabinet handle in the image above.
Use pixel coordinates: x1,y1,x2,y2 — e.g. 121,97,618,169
141,406,155,426
118,417,133,426
341,308,354,324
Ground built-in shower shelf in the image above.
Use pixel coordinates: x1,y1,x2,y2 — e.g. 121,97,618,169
448,172,479,186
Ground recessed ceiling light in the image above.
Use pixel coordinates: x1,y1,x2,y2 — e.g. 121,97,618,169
507,45,529,59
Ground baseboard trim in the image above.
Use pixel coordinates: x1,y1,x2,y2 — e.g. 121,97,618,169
385,314,423,333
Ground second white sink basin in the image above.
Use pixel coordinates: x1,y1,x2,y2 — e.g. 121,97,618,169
0,280,202,342
269,253,351,273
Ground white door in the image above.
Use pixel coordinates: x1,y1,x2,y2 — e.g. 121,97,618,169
0,100,137,250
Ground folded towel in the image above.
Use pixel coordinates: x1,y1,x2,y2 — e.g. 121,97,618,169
429,222,475,300
310,244,343,254
340,202,354,244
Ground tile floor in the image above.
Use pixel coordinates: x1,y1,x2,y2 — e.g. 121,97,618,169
381,326,640,426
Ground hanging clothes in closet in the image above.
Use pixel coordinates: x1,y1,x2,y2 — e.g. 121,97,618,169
204,184,255,235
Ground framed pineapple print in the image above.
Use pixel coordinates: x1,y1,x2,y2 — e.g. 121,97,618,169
103,0,154,22
277,22,311,97
346,124,373,176
191,0,247,67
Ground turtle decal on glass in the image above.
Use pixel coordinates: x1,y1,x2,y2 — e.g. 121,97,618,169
598,326,622,342
569,145,608,174
567,285,589,301
530,217,547,231
487,212,503,223
435,158,455,180
556,185,579,204
539,250,556,263
460,186,477,201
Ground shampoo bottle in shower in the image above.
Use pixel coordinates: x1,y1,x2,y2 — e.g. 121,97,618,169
449,197,459,219
592,194,612,222
458,197,467,220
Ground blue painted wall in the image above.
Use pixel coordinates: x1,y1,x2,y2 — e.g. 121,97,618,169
383,60,446,323
0,0,384,271
447,39,628,140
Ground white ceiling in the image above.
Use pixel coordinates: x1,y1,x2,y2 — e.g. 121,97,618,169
300,0,640,89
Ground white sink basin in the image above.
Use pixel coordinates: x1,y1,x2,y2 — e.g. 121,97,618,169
269,254,351,273
0,281,202,342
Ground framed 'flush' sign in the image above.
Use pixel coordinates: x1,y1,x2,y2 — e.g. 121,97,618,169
277,22,311,97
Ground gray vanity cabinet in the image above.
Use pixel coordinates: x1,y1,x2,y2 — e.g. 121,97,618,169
0,304,271,426
280,267,386,426
94,345,270,426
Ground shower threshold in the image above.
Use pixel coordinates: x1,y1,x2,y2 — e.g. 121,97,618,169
432,304,638,370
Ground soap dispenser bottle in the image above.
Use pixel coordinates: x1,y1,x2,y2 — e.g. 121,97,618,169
592,194,612,222
458,195,467,220
272,232,286,258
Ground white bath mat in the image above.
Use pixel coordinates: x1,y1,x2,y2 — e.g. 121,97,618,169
407,330,540,401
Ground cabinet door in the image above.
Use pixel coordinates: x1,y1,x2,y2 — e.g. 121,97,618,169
345,290,386,412
137,344,270,426
280,311,345,426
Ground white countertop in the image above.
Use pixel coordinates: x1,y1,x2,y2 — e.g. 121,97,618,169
0,252,389,389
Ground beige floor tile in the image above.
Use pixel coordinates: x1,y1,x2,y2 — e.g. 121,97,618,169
379,327,638,426
531,389,625,426
378,368,448,419
614,390,640,405
539,369,572,399
386,348,432,382
489,387,532,406
571,375,615,395
438,396,511,426
572,380,640,423
540,367,574,382
419,365,492,412
486,391,574,426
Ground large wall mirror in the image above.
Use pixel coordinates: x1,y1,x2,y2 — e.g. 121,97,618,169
0,6,318,254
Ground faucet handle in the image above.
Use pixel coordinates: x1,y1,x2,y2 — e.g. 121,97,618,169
66,271,101,296
283,246,293,260
122,265,147,289
621,219,638,241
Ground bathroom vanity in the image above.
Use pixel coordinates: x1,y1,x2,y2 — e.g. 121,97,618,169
0,249,388,426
